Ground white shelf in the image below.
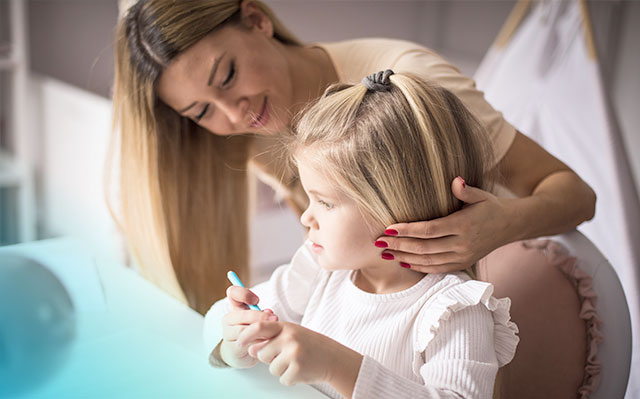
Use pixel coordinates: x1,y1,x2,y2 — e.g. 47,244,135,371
0,151,24,188
0,0,35,243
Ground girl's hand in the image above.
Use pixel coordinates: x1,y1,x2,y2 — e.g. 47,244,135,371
237,321,362,396
374,177,512,273
220,285,278,369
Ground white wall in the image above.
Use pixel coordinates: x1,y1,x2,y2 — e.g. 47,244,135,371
29,75,124,263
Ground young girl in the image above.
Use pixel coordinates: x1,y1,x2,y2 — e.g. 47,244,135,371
203,71,519,398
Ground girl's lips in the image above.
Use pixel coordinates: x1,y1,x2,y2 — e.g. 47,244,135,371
250,97,269,128
311,242,324,253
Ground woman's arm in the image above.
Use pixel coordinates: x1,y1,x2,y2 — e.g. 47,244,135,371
496,131,596,238
375,131,596,273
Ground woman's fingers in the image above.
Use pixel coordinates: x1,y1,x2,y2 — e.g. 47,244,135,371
374,235,459,255
379,250,467,269
383,215,458,240
400,262,467,274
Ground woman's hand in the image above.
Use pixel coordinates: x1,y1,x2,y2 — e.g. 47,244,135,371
220,285,279,369
237,321,362,396
374,176,513,273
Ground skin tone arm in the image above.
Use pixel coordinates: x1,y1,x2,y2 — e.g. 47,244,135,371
376,131,597,272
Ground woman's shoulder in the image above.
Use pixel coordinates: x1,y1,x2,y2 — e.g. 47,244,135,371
319,37,432,55
313,38,440,84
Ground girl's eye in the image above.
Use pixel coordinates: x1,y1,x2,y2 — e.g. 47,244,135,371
223,60,235,87
195,104,209,121
318,199,334,210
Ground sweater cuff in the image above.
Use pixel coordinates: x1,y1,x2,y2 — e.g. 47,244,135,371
208,340,230,368
352,355,427,399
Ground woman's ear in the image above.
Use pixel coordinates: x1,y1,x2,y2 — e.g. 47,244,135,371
239,0,274,37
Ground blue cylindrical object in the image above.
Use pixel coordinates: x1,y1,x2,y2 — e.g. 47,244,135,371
0,253,76,397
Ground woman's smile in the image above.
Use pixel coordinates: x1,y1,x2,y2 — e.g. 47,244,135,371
250,97,269,128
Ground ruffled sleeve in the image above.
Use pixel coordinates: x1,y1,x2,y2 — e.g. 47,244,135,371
411,279,519,397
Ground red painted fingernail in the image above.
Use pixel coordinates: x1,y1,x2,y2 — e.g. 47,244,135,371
381,253,394,260
385,229,398,236
374,240,388,248
458,176,466,188
400,262,411,268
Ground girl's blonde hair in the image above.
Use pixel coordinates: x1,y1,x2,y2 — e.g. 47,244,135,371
109,0,300,314
291,72,494,230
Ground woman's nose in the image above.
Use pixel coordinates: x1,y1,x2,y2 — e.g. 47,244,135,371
217,96,249,125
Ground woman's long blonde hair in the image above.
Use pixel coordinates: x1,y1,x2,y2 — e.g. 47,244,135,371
291,73,494,231
109,0,300,314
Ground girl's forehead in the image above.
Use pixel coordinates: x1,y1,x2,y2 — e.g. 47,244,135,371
297,155,334,188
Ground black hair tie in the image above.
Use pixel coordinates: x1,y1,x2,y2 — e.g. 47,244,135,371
362,69,395,91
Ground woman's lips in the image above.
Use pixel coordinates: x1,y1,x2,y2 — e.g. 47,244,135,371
250,97,269,128
311,242,324,253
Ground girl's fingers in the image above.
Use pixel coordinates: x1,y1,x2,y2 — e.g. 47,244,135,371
223,308,275,327
226,286,260,309
269,353,289,379
221,324,246,341
262,308,278,321
237,321,282,348
253,340,280,364
279,361,300,386
247,339,271,358
374,235,458,255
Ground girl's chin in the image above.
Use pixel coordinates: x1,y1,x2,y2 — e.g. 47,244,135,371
317,258,351,272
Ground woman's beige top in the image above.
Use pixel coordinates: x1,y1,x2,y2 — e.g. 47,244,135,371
315,38,517,166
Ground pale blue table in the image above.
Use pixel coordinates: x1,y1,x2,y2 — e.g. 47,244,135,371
0,238,327,398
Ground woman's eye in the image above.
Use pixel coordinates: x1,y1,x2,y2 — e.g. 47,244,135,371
195,104,209,121
223,60,235,86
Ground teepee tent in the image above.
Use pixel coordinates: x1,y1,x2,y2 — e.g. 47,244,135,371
474,1,639,397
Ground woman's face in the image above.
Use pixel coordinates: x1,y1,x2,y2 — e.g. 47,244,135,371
156,21,294,136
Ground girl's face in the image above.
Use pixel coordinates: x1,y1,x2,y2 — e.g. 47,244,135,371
156,17,294,136
297,155,388,272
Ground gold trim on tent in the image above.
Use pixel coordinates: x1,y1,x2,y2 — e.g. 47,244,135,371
493,0,532,48
578,0,598,60
492,0,597,61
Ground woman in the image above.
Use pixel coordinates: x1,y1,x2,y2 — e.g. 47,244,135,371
111,0,596,314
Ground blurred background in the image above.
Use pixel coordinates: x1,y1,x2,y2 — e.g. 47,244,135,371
0,1,638,396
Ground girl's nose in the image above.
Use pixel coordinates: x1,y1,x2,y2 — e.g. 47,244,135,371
300,207,317,229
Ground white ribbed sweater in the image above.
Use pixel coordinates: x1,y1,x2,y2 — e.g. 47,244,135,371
204,244,519,398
